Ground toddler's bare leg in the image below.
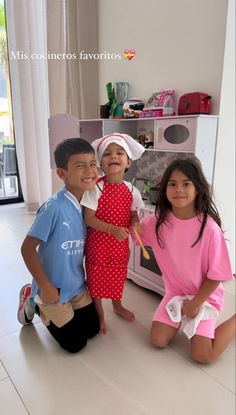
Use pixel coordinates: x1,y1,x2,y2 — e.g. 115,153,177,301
191,314,236,364
112,300,135,321
94,298,107,335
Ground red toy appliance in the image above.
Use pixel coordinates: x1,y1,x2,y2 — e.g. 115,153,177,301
178,92,211,115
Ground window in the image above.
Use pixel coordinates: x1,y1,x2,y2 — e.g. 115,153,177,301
0,0,22,203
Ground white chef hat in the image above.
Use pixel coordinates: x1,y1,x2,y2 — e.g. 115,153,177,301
92,133,145,164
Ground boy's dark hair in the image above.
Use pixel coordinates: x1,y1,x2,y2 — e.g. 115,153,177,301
155,158,222,248
54,138,95,169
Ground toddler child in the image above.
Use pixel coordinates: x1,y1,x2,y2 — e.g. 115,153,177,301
81,133,145,334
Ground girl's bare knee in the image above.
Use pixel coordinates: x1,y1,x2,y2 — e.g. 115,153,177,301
150,333,170,348
191,349,215,364
150,322,178,348
191,336,216,364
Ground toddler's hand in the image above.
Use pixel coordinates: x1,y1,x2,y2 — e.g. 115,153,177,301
130,220,142,235
130,222,142,235
110,225,129,241
182,299,200,319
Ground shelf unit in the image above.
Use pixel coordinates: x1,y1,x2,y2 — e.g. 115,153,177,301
49,114,218,184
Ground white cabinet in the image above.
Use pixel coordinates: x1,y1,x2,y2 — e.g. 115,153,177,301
153,116,218,183
48,114,218,296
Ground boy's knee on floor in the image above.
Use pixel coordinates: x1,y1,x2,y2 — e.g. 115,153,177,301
47,318,89,353
87,315,100,338
75,302,100,338
87,324,99,339
59,337,88,353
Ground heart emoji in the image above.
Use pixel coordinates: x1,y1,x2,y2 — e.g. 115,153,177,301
124,49,136,61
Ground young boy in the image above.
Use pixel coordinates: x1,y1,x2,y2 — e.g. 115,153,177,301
17,138,100,353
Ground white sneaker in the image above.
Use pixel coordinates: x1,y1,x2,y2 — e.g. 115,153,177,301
17,284,35,325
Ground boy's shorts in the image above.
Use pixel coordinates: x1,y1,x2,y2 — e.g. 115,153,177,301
152,292,217,339
37,290,92,328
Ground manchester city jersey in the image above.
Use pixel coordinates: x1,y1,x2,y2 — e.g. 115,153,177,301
29,187,87,303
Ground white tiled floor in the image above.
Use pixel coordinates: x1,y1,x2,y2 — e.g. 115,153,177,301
0,203,235,415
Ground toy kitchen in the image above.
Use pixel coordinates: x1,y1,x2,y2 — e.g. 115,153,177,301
48,90,218,297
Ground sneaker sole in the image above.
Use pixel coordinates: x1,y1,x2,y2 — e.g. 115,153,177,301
17,284,34,325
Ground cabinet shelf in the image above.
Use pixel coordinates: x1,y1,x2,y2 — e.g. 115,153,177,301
49,114,218,184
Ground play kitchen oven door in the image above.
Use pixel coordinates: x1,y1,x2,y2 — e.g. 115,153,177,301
134,245,165,296
154,117,196,152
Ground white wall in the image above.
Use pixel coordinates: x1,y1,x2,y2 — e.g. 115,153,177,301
214,0,235,270
98,0,228,114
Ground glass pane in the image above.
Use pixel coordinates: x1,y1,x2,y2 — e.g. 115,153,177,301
0,0,22,201
140,246,162,275
164,124,190,144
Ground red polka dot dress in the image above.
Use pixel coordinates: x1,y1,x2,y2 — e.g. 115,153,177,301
85,177,133,300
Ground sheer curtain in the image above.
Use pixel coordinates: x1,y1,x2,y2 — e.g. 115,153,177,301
6,0,51,211
47,0,99,193
6,0,99,210
47,0,99,118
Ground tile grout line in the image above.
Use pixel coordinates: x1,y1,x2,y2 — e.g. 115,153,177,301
135,320,235,396
198,365,236,395
0,321,42,340
0,359,8,381
0,360,31,414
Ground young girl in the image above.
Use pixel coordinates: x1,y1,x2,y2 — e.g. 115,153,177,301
81,133,145,334
140,158,235,364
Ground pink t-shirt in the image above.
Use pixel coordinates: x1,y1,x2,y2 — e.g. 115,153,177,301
141,212,233,310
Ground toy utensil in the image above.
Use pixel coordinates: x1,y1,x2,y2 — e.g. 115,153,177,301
132,227,150,260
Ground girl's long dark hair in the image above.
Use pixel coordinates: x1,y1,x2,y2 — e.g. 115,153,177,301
155,158,222,247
